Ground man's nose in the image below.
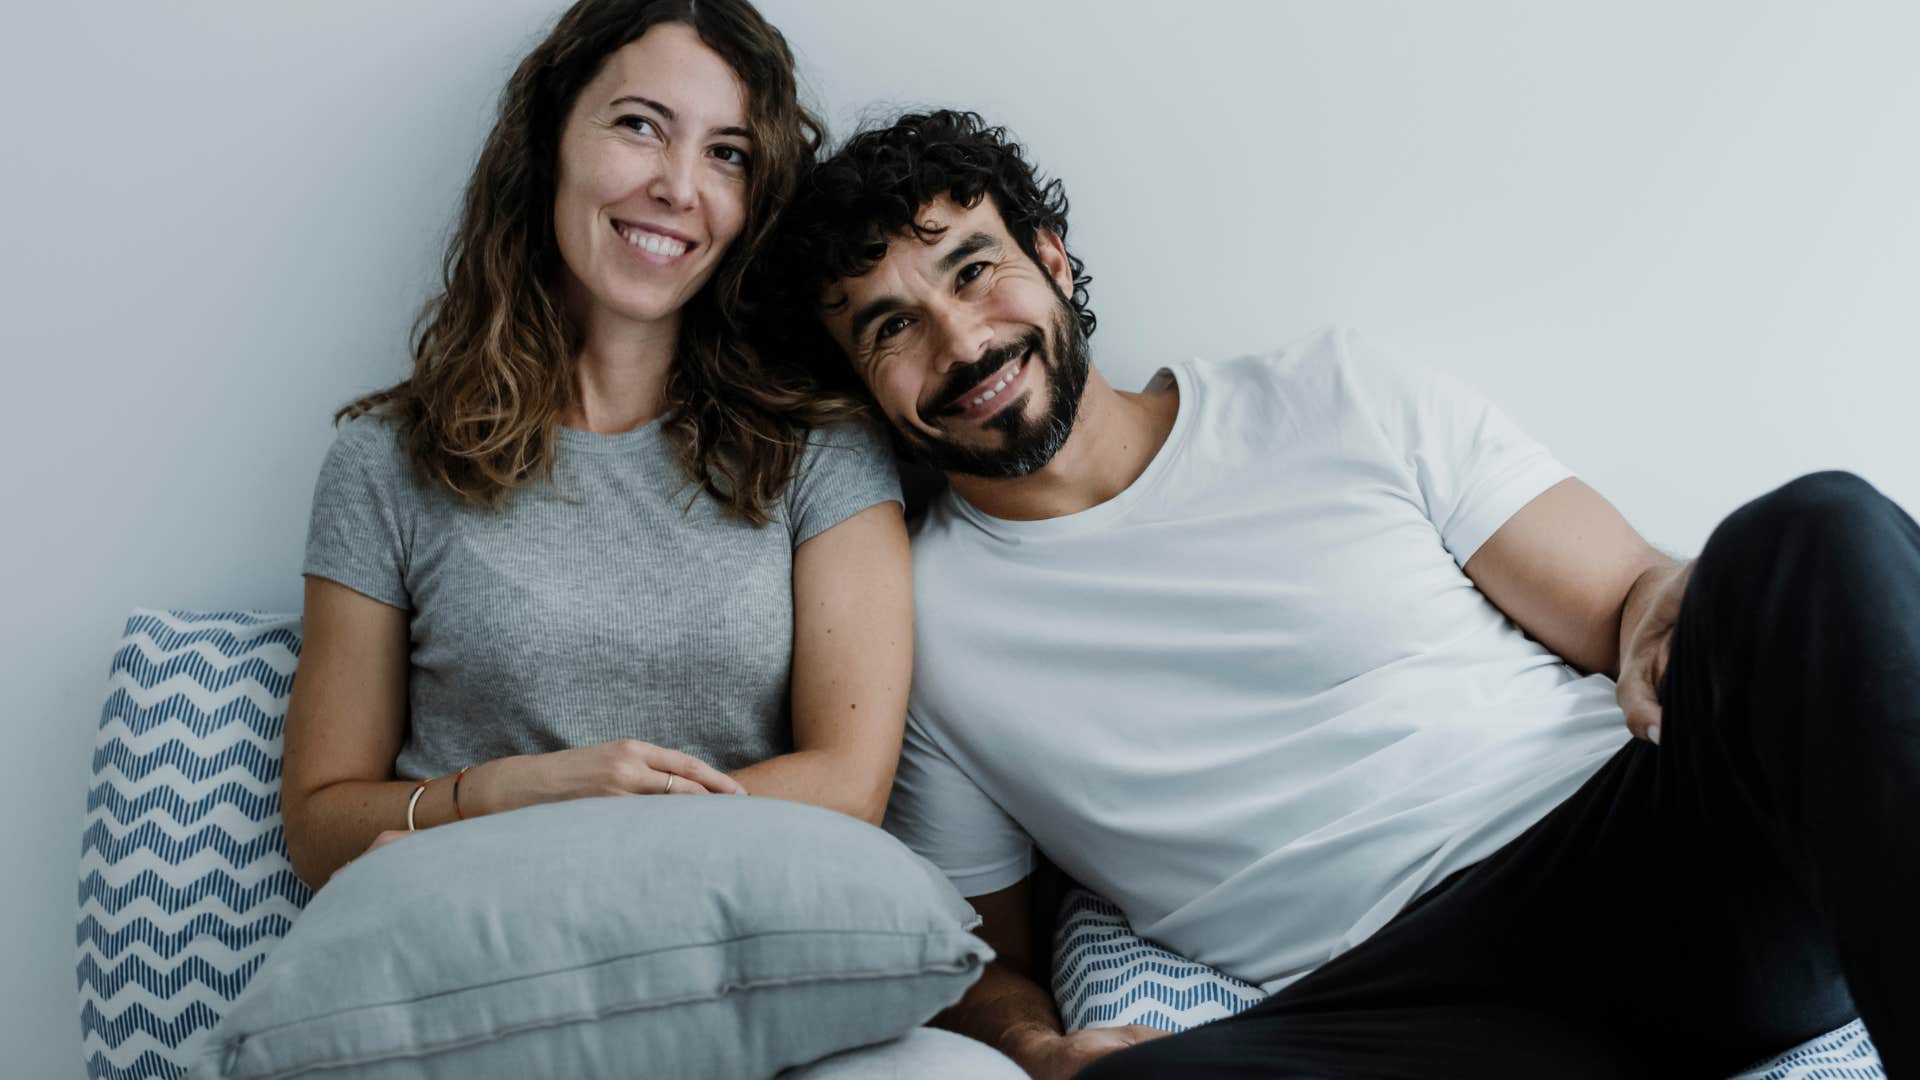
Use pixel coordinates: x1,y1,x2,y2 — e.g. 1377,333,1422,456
928,301,992,375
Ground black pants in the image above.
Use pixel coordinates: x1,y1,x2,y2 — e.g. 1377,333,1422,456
1081,472,1919,1079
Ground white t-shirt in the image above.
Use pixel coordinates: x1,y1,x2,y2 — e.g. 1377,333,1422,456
884,326,1632,993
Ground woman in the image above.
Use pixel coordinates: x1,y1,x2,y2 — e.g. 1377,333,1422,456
281,0,912,890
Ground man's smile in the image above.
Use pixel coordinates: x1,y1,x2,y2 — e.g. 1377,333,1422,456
941,349,1034,425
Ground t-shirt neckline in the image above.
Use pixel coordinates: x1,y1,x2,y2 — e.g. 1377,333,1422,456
555,413,671,455
947,364,1194,540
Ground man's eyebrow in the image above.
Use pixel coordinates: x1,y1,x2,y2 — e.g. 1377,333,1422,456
845,233,1000,346
937,232,999,274
608,95,752,140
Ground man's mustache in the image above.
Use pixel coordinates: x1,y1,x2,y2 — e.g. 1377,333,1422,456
923,331,1043,421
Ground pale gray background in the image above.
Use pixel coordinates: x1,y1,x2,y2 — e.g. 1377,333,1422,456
4,2,1915,1073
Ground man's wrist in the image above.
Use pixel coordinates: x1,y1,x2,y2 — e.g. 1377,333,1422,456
999,1019,1064,1064
1618,557,1683,659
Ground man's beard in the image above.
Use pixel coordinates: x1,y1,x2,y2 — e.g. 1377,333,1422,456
898,292,1091,479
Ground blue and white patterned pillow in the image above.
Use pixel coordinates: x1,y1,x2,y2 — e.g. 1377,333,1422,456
1050,887,1882,1079
1051,888,1264,1033
78,610,310,1080
1733,1022,1884,1080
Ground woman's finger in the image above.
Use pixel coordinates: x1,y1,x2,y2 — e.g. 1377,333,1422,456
650,747,745,795
651,770,714,795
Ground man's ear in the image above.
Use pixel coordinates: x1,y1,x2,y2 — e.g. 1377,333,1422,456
1033,228,1074,296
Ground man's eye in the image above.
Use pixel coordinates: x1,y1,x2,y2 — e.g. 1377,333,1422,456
958,261,990,286
875,316,910,343
615,115,659,137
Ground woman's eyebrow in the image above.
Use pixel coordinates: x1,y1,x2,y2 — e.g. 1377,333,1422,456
608,95,753,141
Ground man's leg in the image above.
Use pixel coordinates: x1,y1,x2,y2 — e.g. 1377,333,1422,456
1075,754,1670,1079
1073,1001,1648,1079
1085,472,1918,1078
1620,470,1920,1070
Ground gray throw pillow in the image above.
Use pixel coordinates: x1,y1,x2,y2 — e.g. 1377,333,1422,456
187,795,993,1079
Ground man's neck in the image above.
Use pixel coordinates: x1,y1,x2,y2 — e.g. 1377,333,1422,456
947,367,1180,522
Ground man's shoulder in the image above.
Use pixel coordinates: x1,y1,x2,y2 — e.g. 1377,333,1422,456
1180,324,1357,389
1151,326,1372,449
906,490,983,570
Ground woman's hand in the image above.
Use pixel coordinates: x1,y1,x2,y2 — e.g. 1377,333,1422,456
471,739,747,816
339,740,743,873
336,828,410,873
361,829,410,856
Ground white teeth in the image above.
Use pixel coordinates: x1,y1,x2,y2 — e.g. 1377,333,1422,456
966,361,1021,408
620,225,687,257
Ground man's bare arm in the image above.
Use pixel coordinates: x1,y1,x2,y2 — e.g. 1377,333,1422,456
1463,477,1673,679
1464,476,1695,740
939,877,1167,1079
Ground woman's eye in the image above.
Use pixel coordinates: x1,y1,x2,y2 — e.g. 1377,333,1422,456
875,316,910,343
615,115,658,137
711,145,751,169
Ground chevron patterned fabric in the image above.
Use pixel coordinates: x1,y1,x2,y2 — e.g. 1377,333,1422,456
78,610,310,1080
1049,891,1883,1078
1051,888,1265,1034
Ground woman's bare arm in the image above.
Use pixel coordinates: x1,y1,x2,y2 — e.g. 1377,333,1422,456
280,576,439,889
729,501,913,825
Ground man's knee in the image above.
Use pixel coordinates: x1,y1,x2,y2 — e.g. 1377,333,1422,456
1704,470,1901,571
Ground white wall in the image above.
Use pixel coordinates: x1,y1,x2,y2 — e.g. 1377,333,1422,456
4,2,1915,1073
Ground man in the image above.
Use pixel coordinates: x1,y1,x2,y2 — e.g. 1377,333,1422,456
766,110,1917,1078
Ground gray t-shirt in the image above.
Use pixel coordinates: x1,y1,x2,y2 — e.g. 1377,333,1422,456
302,412,901,780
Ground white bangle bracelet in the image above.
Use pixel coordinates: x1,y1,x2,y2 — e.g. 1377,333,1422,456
405,778,435,831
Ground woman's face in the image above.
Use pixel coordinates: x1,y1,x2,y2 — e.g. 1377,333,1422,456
553,23,752,336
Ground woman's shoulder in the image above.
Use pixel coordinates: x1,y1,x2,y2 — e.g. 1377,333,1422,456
794,417,898,477
801,416,892,455
782,416,903,541
326,409,411,466
315,409,422,498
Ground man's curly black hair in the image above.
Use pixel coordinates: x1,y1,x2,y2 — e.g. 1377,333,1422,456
757,109,1096,394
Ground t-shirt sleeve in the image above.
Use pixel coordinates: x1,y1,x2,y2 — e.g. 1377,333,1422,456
302,417,413,609
1337,328,1573,567
883,711,1035,898
785,419,905,548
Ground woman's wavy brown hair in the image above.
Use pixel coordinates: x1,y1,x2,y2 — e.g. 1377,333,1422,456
341,0,864,525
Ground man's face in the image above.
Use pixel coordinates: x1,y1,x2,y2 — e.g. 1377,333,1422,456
820,195,1090,478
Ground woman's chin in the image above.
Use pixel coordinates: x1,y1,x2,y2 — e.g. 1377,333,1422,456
580,285,701,333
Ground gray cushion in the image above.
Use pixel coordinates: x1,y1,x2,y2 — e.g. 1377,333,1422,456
187,794,992,1079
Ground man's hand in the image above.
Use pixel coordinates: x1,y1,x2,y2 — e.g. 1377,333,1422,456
1010,1024,1171,1080
1616,559,1693,744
